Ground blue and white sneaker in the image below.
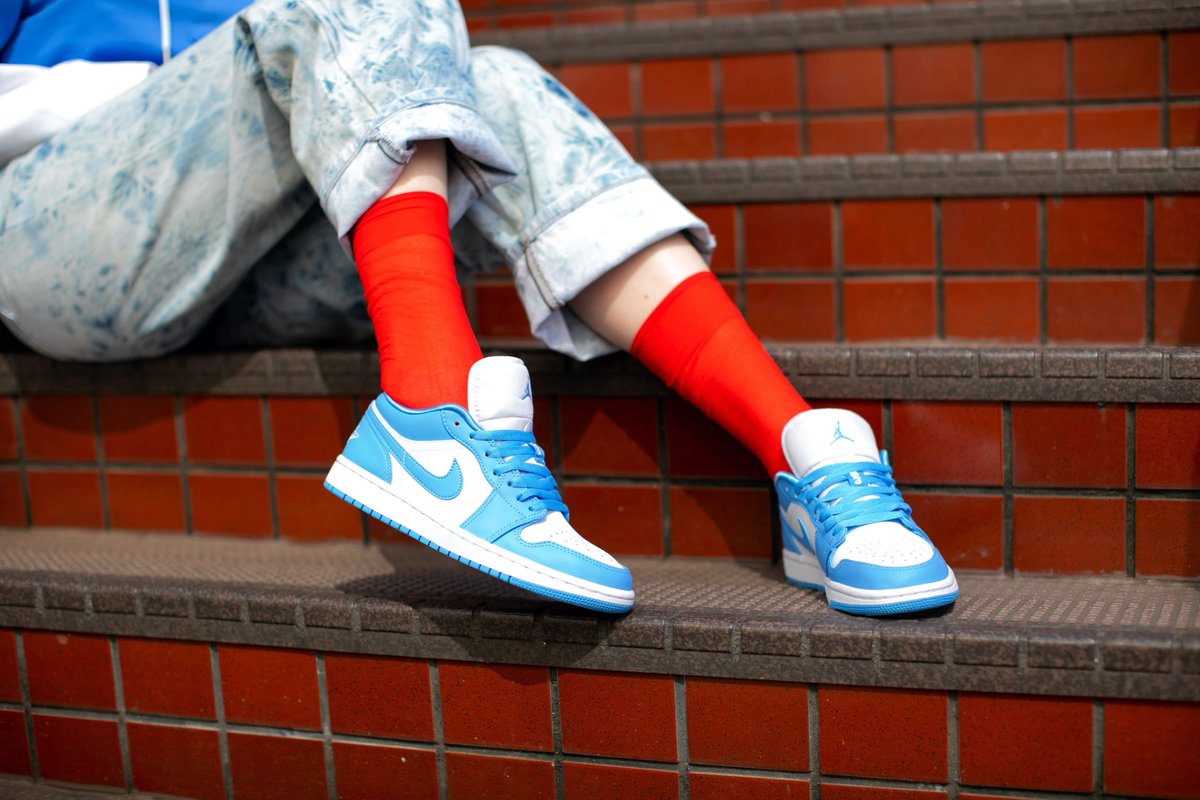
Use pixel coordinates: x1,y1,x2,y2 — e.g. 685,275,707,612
324,356,634,614
775,409,958,616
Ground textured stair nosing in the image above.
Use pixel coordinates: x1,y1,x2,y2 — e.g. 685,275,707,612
473,0,1200,62
1,530,1197,702
2,346,1196,403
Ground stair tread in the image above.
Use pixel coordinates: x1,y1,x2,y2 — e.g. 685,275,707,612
2,528,1197,701
0,778,167,800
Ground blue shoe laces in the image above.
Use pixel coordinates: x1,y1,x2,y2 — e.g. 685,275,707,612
470,429,568,516
798,457,915,561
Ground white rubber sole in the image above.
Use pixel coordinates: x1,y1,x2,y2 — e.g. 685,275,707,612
325,457,634,611
783,548,959,614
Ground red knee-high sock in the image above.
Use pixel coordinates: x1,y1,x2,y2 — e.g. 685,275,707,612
630,271,811,475
352,192,482,408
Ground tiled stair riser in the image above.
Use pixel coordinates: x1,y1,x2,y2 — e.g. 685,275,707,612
1,392,1197,577
0,631,1197,799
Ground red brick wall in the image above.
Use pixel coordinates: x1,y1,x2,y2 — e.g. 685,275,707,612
1,631,1198,799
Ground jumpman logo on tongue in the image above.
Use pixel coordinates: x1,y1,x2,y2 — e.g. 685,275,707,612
830,422,854,445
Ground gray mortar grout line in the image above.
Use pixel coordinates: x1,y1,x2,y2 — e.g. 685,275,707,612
881,399,893,457
733,203,747,314
549,667,565,800
947,691,959,800
674,675,690,800
1037,196,1049,345
808,684,820,800
109,637,133,793
657,395,673,558
1093,698,1105,795
712,56,725,160
175,397,195,536
832,202,845,343
1002,401,1015,576
1144,194,1156,345
315,653,337,800
209,643,234,800
91,397,111,531
934,198,945,339
260,397,281,541
1125,404,1137,578
632,61,645,161
14,631,40,781
11,398,31,528
428,660,449,800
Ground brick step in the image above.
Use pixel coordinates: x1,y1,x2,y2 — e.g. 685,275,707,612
0,528,1197,799
476,2,1200,159
0,778,158,799
1,345,1197,577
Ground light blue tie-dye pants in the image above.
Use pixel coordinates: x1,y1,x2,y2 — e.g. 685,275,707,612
0,0,711,362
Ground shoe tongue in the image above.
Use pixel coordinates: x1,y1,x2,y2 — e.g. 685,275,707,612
467,356,534,432
781,408,881,478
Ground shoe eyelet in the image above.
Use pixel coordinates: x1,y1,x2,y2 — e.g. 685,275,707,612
453,421,460,427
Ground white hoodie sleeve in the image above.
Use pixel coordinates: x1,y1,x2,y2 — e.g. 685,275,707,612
0,59,155,166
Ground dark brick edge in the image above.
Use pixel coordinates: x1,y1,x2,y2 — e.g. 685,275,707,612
1,572,1197,702
474,0,1200,62
2,346,1195,403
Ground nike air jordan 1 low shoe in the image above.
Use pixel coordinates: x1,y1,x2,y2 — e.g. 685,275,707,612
323,357,634,614
775,408,958,616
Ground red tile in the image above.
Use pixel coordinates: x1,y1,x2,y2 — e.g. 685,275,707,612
1075,105,1161,149
560,397,658,477
1106,700,1200,799
892,44,974,106
1046,277,1146,344
665,398,762,479
983,108,1068,151
270,397,354,467
276,475,362,541
335,742,438,800
723,119,801,158
611,123,637,155
843,200,934,269
440,662,552,751
24,631,114,710
98,395,177,463
0,470,25,527
0,630,17,701
0,398,14,460
1155,194,1200,269
559,669,675,760
823,789,945,800
944,277,1039,342
34,715,124,788
1074,34,1160,99
128,722,224,800
942,198,1038,271
446,753,555,800
1136,499,1200,578
475,281,534,342
706,0,771,15
842,279,937,341
780,0,840,8
691,773,809,800
120,638,214,719
1012,403,1126,488
722,54,799,112
184,396,265,465
807,399,884,443
22,396,95,462
893,402,1003,486
1155,276,1200,346
1168,32,1200,95
669,486,772,558
564,762,678,800
906,493,1004,570
634,1,699,21
564,6,626,25
641,58,715,115
561,483,663,556
219,645,320,730
894,112,977,153
806,49,886,109
1136,405,1200,489
1013,496,1126,574
0,709,31,777
642,123,717,160
746,280,836,342
189,472,272,537
228,732,327,800
982,39,1066,101
807,115,889,155
107,470,185,532
687,677,807,770
690,204,736,273
744,203,833,271
558,62,633,119
819,686,946,782
325,653,433,740
494,12,554,28
1169,102,1200,146
27,470,103,528
959,693,1092,792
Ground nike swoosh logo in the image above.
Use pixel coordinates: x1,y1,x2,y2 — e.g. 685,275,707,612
388,449,464,500
783,506,816,553
520,382,531,400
